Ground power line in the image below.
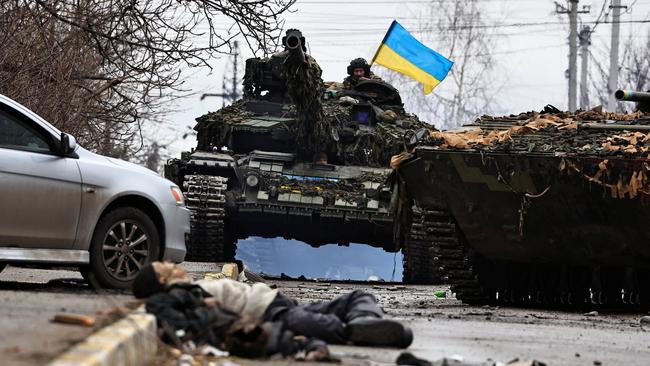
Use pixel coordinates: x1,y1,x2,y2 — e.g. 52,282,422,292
587,0,611,36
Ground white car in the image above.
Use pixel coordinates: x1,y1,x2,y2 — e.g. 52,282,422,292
0,94,189,288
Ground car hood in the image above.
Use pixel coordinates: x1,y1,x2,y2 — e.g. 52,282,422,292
104,156,159,176
77,147,160,178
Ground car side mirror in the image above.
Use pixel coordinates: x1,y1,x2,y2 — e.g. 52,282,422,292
59,132,77,156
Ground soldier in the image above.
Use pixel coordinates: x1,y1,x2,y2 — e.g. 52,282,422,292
343,58,382,89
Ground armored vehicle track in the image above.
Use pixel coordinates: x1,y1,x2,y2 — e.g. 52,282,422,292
183,175,234,262
402,208,441,284
418,206,650,309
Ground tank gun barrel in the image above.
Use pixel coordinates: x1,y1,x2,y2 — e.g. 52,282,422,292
284,31,305,63
615,90,650,103
615,90,650,113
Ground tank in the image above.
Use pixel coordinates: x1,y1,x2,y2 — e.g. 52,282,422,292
394,100,650,307
165,29,434,283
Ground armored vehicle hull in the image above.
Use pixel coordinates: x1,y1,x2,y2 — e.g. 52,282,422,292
396,110,650,308
166,150,395,262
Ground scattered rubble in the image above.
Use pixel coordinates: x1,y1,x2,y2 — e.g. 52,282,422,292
639,315,650,330
396,352,547,366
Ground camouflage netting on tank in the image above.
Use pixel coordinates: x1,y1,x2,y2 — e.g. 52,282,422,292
192,85,430,167
194,101,254,151
320,95,428,167
422,109,650,156
410,107,650,200
282,54,333,159
339,124,410,166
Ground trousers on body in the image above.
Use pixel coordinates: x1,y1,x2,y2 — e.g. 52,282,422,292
263,290,383,344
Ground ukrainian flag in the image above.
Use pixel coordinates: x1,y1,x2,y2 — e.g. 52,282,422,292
372,21,453,94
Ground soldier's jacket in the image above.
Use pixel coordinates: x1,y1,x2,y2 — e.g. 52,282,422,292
342,73,383,89
144,282,328,358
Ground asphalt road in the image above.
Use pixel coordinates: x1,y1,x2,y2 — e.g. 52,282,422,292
0,265,131,366
2,263,650,366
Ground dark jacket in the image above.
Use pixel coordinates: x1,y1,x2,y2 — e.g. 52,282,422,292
145,282,328,358
145,282,238,347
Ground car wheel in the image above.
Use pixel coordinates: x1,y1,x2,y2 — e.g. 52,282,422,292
84,207,160,289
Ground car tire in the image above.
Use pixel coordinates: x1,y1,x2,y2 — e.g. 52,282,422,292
83,207,160,289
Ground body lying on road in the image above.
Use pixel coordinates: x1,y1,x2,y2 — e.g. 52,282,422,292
132,261,413,360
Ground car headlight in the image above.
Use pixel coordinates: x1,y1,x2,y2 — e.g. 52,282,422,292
170,186,185,206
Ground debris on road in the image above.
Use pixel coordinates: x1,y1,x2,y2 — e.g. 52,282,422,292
506,359,547,366
639,315,650,330
51,313,96,327
397,352,547,366
202,263,240,282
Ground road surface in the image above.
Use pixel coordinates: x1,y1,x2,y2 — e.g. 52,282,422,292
2,263,649,366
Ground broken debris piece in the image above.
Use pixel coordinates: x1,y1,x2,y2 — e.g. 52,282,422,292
52,313,96,327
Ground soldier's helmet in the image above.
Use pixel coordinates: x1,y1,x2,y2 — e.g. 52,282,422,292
347,58,371,77
282,29,306,51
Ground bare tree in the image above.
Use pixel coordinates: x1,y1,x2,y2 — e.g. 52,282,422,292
0,0,294,157
374,0,500,130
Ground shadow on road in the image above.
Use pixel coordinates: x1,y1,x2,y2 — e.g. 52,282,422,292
0,277,127,296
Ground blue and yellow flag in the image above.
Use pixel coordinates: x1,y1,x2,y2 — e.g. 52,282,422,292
372,21,453,94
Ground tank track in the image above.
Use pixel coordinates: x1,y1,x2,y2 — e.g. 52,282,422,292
402,207,442,284
420,208,650,309
183,175,234,262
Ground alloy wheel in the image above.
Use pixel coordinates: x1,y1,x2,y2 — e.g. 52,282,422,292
101,220,150,281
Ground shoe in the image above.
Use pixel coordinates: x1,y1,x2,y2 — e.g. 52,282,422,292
345,317,413,348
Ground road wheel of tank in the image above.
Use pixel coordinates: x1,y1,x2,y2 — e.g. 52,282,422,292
84,207,160,289
184,175,236,262
402,207,441,284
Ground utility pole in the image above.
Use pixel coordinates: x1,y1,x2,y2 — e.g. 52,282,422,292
607,0,627,111
201,40,242,106
579,26,591,110
556,1,590,112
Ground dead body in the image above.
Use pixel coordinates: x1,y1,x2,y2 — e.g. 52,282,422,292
133,262,413,358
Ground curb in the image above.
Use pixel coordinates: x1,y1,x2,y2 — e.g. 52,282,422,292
48,309,157,366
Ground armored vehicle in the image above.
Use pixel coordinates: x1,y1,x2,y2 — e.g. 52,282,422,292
165,30,433,283
394,91,650,307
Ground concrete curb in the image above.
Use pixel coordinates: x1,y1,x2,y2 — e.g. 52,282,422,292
48,309,157,366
